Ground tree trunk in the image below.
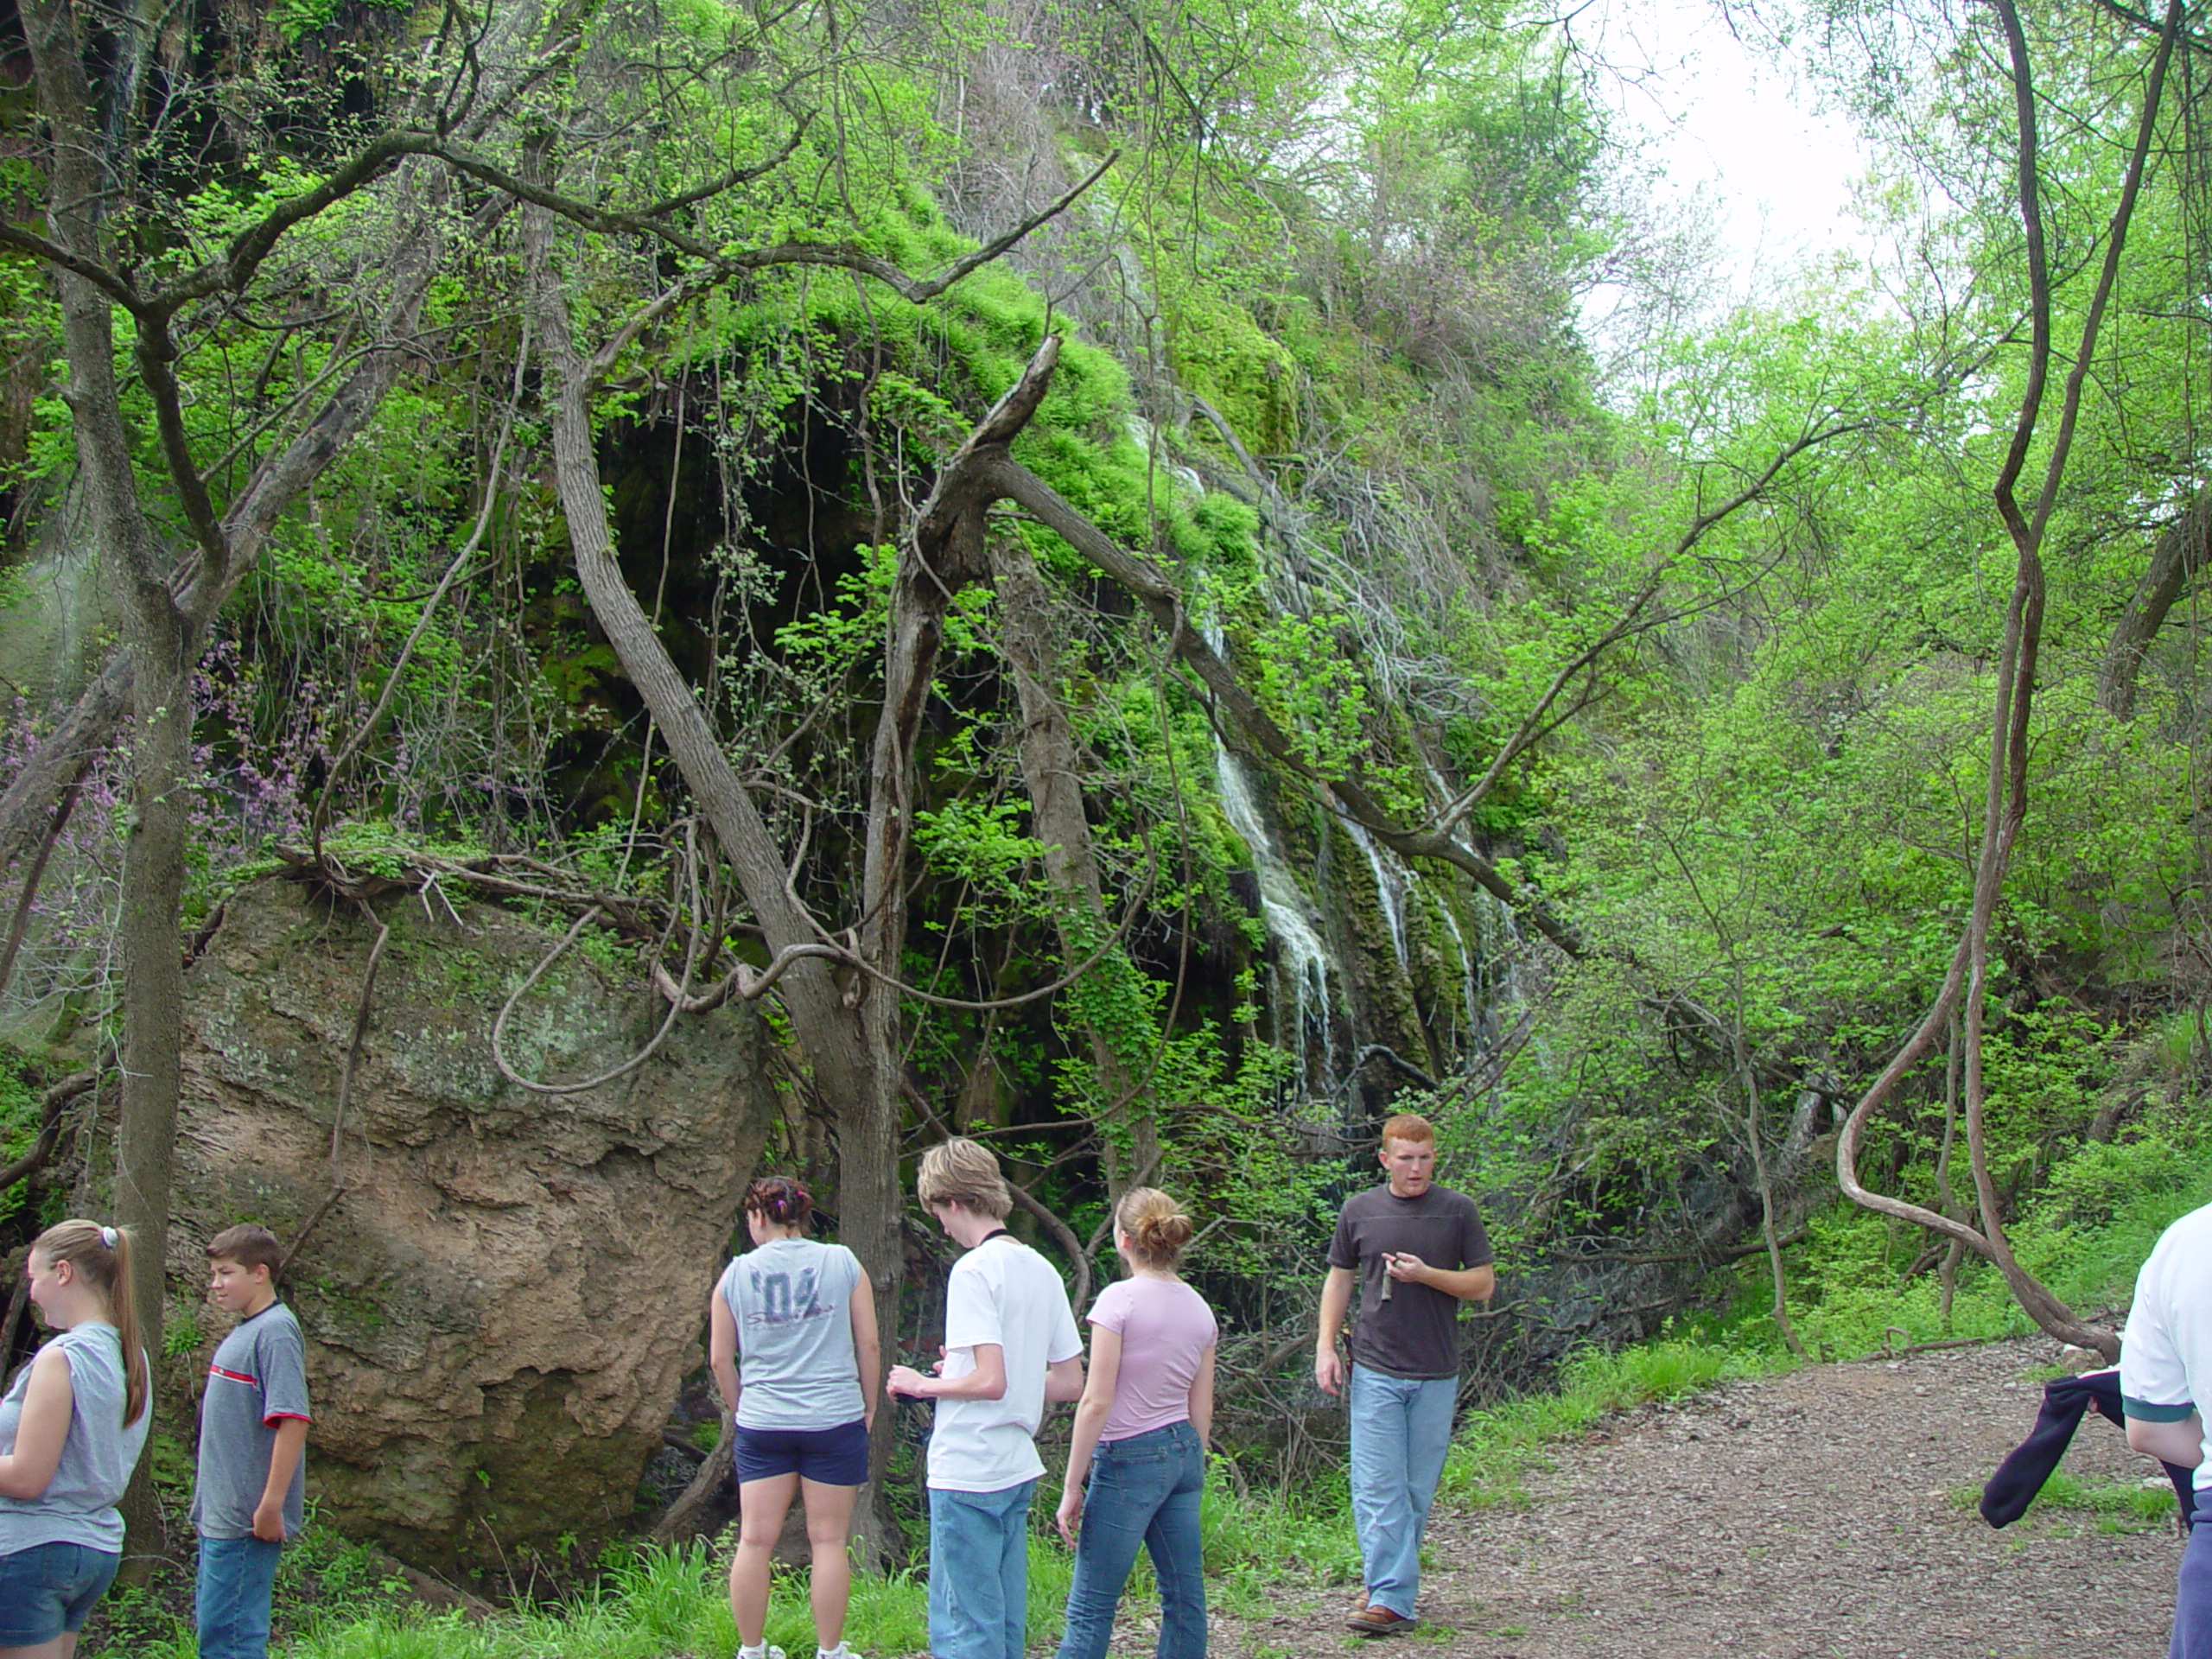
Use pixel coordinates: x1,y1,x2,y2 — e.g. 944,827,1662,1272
22,0,195,1572
2099,479,2212,719
986,535,1160,1197
520,200,910,1552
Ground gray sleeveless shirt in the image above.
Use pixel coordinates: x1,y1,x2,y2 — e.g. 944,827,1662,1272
0,1322,150,1554
715,1239,865,1430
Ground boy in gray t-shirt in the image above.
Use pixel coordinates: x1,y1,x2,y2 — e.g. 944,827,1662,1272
193,1224,310,1659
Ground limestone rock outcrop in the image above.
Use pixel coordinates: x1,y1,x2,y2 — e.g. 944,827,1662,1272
171,877,778,1570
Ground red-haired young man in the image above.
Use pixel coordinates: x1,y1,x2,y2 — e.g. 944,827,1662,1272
1316,1114,1494,1637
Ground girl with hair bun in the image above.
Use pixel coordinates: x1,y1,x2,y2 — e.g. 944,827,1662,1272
709,1175,880,1659
0,1219,153,1659
1054,1187,1217,1659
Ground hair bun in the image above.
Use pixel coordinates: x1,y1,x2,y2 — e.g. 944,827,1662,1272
1135,1211,1192,1250
746,1175,813,1228
1116,1187,1193,1267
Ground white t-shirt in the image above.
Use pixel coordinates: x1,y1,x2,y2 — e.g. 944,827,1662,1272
2120,1198,2212,1492
927,1233,1082,1492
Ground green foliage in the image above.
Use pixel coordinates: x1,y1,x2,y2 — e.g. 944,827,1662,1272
145,1432,195,1504
0,1048,35,1225
162,1306,205,1359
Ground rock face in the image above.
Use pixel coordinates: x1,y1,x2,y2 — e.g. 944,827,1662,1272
173,877,779,1571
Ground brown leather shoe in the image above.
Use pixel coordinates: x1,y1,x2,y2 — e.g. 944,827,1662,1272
1346,1604,1417,1637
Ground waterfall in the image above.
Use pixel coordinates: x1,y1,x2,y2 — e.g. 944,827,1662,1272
1215,744,1339,1095
1339,816,1409,972
1201,619,1344,1094
1430,884,1483,1040
1122,416,1206,502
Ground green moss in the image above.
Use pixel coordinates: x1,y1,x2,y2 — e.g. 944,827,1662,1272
1165,291,1300,458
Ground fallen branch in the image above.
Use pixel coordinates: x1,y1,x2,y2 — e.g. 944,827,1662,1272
0,777,81,1005
652,1414,734,1546
0,1070,98,1192
1562,1226,1808,1267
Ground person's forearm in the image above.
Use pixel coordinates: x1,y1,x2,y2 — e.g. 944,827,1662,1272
923,1365,1007,1401
712,1361,741,1415
1316,1272,1353,1354
261,1420,308,1512
1063,1398,1110,1494
0,1451,50,1500
856,1338,882,1417
1411,1262,1495,1301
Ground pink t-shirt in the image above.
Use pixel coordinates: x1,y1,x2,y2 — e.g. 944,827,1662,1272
1090,1276,1218,1442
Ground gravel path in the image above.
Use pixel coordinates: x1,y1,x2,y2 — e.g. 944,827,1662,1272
1204,1338,2189,1659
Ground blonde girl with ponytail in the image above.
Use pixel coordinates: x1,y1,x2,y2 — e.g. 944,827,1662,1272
0,1220,154,1659
1054,1188,1218,1659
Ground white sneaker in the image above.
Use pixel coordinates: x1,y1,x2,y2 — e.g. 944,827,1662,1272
737,1645,785,1659
817,1647,861,1659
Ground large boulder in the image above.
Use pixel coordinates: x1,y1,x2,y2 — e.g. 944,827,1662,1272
171,876,778,1570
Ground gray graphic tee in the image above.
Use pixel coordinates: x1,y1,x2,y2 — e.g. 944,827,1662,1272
192,1301,310,1540
715,1238,864,1430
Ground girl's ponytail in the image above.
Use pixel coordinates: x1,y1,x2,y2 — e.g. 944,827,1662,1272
108,1226,149,1428
34,1218,149,1427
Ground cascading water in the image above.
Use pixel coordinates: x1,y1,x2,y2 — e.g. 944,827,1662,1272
1203,620,1343,1096
1215,744,1339,1096
1339,816,1410,973
1429,884,1484,1040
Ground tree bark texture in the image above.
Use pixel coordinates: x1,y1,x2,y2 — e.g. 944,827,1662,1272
2099,480,2212,718
21,0,193,1566
986,534,1160,1197
521,202,910,1551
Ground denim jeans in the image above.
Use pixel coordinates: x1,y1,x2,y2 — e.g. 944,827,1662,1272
1347,1363,1456,1618
2175,1491,2212,1659
928,1478,1037,1659
0,1541,121,1645
1056,1420,1206,1659
196,1534,283,1659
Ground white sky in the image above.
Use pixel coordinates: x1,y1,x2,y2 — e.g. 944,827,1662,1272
1576,0,1882,291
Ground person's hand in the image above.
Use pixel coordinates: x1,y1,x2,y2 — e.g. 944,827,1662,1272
1315,1345,1345,1395
886,1364,931,1399
251,1496,285,1543
1057,1486,1084,1546
1384,1251,1427,1283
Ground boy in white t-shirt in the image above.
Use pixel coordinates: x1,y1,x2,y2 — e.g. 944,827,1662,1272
2121,1199,2212,1658
887,1139,1084,1659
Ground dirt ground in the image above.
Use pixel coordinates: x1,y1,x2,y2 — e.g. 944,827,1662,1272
1197,1338,2190,1659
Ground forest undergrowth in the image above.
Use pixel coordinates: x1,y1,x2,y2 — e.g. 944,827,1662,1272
75,1100,2211,1659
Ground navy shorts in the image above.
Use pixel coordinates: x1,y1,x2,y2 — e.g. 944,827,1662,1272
733,1417,869,1486
0,1540,122,1644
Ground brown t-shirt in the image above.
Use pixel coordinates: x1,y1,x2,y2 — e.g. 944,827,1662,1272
1328,1184,1492,1380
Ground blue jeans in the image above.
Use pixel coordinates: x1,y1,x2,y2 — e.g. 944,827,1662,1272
1347,1363,1456,1618
1057,1420,1206,1659
2176,1491,2212,1659
929,1478,1037,1659
196,1534,283,1659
